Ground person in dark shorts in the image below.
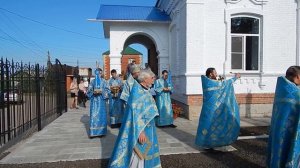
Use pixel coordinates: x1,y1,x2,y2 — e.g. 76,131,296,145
70,77,79,109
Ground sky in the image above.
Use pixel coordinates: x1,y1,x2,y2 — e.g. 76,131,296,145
0,0,157,68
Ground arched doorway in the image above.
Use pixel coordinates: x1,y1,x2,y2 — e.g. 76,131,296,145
123,33,159,75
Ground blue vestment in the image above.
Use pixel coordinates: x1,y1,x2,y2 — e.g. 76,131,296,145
195,75,240,148
267,77,300,168
108,80,161,168
154,78,174,126
86,71,109,137
108,77,124,125
120,74,135,103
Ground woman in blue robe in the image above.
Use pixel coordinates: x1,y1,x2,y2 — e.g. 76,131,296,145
108,70,161,168
108,69,124,127
195,68,241,148
267,66,300,168
155,70,175,127
86,68,109,137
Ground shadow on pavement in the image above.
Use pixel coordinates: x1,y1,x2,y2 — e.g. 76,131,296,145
159,126,199,150
241,118,271,126
239,126,269,136
234,139,268,156
80,113,117,165
80,114,90,137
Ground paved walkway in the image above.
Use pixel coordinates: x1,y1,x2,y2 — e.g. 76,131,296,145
0,106,270,164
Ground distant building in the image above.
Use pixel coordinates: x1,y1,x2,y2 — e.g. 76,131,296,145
79,67,92,88
79,68,92,78
103,46,142,80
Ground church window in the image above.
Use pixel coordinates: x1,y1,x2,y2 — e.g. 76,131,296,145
231,16,260,71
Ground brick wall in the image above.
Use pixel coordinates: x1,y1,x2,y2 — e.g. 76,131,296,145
173,93,275,119
187,95,203,106
235,93,274,104
184,93,274,106
103,54,142,80
103,55,110,80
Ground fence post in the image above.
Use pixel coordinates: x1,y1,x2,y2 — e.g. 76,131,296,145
11,60,16,137
5,59,11,141
35,64,41,131
0,58,5,144
64,64,67,112
55,60,62,116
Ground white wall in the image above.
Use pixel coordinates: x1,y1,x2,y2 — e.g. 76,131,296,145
263,0,297,72
165,0,298,96
109,22,169,75
168,0,187,95
107,0,298,101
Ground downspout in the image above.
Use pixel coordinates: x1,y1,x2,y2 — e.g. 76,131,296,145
297,0,300,65
259,2,265,89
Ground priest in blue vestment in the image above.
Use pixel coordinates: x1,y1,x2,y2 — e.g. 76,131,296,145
195,68,241,148
108,69,124,128
108,69,161,168
267,66,300,168
154,70,176,128
86,68,109,137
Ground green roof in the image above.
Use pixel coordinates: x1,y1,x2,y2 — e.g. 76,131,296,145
102,46,143,55
102,50,110,55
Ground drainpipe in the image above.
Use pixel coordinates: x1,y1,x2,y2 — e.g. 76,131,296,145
297,0,300,65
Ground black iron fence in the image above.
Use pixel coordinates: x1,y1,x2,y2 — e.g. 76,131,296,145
0,58,67,152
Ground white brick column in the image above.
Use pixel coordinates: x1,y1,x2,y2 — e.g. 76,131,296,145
186,0,205,75
185,0,205,95
109,52,122,74
109,29,123,75
157,50,169,77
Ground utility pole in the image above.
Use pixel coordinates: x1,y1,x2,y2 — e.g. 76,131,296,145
76,59,79,79
47,51,51,68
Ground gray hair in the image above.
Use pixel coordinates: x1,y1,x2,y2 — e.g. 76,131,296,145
130,64,141,74
148,69,155,77
137,69,153,83
142,66,156,78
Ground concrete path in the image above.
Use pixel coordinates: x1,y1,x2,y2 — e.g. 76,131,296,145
0,107,270,164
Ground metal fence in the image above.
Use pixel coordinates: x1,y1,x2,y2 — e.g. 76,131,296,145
0,58,67,151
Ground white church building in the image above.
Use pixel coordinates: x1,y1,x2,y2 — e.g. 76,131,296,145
94,0,300,120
